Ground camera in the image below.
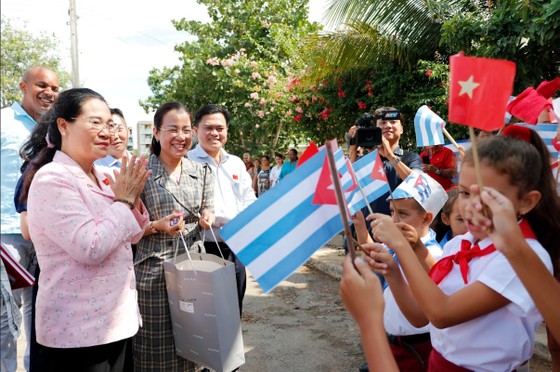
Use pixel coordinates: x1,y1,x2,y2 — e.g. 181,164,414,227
355,113,382,148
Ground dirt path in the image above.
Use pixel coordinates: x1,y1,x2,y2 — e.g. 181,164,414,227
240,266,364,371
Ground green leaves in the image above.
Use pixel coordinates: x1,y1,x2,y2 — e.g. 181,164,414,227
1,16,71,108
143,0,320,154
311,0,447,74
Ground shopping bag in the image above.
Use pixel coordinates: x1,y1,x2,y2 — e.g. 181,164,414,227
1,241,35,289
163,252,245,372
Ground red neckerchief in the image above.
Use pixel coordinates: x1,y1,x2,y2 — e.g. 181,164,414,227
429,219,536,285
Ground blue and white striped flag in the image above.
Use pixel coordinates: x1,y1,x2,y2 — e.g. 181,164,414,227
519,123,559,159
504,96,515,124
346,150,391,215
220,147,351,293
414,105,445,147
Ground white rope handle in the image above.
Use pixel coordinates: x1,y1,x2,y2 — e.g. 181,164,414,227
209,228,226,261
178,232,197,276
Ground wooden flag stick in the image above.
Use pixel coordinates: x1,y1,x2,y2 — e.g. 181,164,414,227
325,140,357,261
468,126,492,225
346,161,374,216
442,127,460,150
496,122,508,136
468,127,485,192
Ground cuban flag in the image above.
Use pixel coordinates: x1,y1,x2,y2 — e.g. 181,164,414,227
518,123,559,159
346,150,390,215
414,105,446,147
220,146,353,293
504,96,515,124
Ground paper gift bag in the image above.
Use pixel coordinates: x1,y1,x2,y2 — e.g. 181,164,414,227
1,241,35,289
163,252,245,372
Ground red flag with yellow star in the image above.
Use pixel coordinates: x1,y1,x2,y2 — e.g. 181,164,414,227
448,53,516,131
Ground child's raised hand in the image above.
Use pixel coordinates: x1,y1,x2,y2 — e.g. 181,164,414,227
361,243,399,277
479,187,526,254
340,255,385,325
351,211,371,244
367,213,408,251
395,222,419,247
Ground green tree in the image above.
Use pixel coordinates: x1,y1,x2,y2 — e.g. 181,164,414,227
142,0,321,155
304,0,466,75
441,0,560,90
1,16,71,108
307,0,558,92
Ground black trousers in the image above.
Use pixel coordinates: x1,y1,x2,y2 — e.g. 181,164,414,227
204,241,247,316
38,338,130,372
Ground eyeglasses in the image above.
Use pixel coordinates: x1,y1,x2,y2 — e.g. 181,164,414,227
160,127,191,136
71,117,119,133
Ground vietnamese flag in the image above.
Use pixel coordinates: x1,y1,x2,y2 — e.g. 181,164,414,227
448,53,516,131
536,77,560,99
296,141,319,167
506,87,552,124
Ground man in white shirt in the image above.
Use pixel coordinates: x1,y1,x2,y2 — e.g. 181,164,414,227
94,108,131,171
1,66,59,372
188,104,256,316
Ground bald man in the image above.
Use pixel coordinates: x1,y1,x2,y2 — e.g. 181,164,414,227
1,66,59,372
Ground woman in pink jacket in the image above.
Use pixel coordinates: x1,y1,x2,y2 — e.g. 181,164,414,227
20,88,151,372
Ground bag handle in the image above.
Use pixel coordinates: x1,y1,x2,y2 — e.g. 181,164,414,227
200,227,226,261
175,233,198,275
199,163,228,263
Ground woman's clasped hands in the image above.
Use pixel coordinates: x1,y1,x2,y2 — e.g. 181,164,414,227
108,155,151,209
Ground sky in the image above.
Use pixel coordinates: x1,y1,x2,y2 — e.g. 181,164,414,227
2,0,330,133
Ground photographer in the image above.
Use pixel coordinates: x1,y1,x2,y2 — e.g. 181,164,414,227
346,107,422,216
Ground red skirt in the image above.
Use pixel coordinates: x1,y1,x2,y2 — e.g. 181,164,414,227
388,333,432,372
428,348,472,372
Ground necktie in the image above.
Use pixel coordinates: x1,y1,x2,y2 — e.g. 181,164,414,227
429,219,535,285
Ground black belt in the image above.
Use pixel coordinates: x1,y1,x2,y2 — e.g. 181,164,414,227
387,332,431,346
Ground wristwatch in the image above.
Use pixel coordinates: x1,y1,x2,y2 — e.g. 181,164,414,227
389,157,400,166
435,168,442,175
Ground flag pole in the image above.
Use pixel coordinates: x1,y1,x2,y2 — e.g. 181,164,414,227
325,140,357,261
468,127,485,191
442,127,460,150
468,126,492,224
347,157,401,222
346,161,374,216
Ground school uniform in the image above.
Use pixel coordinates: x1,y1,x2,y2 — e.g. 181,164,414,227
384,229,442,371
429,224,553,371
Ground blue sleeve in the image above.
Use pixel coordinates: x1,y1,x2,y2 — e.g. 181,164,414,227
403,151,423,171
14,167,28,213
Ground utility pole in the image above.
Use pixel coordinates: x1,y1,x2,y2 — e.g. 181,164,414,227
69,0,80,87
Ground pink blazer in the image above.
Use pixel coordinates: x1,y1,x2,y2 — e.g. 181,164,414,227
28,151,148,348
